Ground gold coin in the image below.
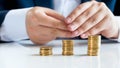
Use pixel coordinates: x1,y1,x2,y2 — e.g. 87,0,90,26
62,52,73,56
62,40,74,56
88,46,99,49
63,49,73,51
40,46,52,50
87,53,98,56
40,46,52,56
87,35,101,56
40,54,52,56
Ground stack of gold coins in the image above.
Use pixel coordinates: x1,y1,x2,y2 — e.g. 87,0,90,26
40,46,52,56
62,40,74,56
87,35,101,56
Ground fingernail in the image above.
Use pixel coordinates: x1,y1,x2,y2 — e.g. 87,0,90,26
81,34,88,38
73,31,80,36
68,24,76,31
66,18,72,24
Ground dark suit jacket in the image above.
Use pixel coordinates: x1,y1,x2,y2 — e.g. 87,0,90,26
0,0,119,42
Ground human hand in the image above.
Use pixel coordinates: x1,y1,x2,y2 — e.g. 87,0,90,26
26,7,74,44
65,1,119,39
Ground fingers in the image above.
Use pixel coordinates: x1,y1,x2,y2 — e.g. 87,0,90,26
30,25,76,44
56,29,75,38
72,7,106,36
80,15,109,38
31,7,68,30
67,2,102,31
39,25,76,38
65,1,93,24
40,15,68,30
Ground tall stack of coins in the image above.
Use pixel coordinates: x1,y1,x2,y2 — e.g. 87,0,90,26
62,40,74,56
40,46,52,56
87,35,101,56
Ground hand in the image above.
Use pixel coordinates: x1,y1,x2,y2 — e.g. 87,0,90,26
65,1,119,39
26,7,74,44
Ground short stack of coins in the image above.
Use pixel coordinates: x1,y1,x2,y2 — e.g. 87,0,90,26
62,40,74,56
40,46,52,56
87,35,101,56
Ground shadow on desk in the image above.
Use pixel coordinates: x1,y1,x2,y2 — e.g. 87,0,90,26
31,54,88,57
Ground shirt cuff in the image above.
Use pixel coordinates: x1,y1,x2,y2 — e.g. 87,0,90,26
0,7,32,41
109,16,120,42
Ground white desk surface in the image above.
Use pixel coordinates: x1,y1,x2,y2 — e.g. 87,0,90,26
0,40,120,68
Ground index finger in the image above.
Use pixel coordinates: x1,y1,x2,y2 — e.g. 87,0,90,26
65,1,93,24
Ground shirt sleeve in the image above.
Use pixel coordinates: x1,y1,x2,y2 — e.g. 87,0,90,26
0,7,32,41
109,16,120,42
115,16,120,42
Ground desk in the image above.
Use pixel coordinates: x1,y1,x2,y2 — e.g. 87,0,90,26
0,40,120,68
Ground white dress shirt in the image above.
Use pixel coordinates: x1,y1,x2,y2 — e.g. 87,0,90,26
0,0,120,42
